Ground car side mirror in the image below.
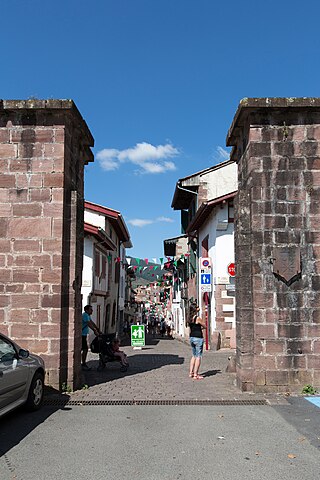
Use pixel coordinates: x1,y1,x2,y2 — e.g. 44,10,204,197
18,349,30,358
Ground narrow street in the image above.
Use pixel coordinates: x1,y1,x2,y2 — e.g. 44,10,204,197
1,337,319,480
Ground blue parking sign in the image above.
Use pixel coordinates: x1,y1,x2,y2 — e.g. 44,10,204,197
201,274,211,284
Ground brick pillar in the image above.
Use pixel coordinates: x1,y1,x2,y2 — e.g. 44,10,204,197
227,98,320,393
0,100,94,389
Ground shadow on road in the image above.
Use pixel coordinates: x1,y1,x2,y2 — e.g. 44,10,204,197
202,369,221,378
82,353,184,387
0,396,71,457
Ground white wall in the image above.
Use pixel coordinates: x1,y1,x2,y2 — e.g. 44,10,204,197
198,203,234,334
205,162,237,200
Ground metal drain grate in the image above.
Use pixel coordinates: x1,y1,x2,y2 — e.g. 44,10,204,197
43,398,268,406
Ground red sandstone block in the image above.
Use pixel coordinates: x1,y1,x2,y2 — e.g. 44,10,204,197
29,188,51,202
12,269,39,283
0,238,11,253
43,143,64,158
40,323,60,338
0,158,9,173
307,158,320,170
312,309,320,323
51,189,64,203
254,356,276,369
314,340,320,354
32,255,51,267
10,159,33,173
42,203,63,217
13,240,40,252
21,338,49,354
11,294,39,308
0,144,17,157
0,268,11,282
276,355,293,369
306,324,320,338
16,174,42,189
0,204,11,216
10,308,31,321
31,158,54,173
24,284,42,293
292,126,306,142
54,128,65,143
0,218,8,238
41,295,61,308
0,255,5,267
12,203,42,217
0,129,10,142
287,188,306,201
35,129,54,143
307,355,320,369
41,269,61,283
30,309,49,323
9,188,28,202
266,370,288,386
39,354,60,370
50,309,61,323
43,173,64,188
52,218,63,237
255,324,275,339
0,294,10,308
254,371,266,386
0,175,15,188
42,239,62,252
289,370,311,385
249,128,262,142
8,218,51,238
10,323,40,339
254,292,274,309
5,284,23,293
266,340,284,354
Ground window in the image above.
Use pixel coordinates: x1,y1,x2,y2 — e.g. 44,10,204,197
228,199,234,223
0,338,16,363
95,250,100,277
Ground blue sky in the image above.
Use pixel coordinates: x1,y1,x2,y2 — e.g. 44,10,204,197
1,0,320,260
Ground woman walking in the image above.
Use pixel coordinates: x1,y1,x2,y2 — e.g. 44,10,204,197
188,304,206,380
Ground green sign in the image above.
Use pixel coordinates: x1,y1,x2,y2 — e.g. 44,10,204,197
131,325,145,347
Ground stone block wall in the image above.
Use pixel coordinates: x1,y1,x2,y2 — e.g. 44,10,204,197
227,98,320,393
0,100,93,389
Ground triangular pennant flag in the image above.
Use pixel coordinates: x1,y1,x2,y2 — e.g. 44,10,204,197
154,266,158,270
149,265,153,270
126,257,131,265
159,257,163,264
133,266,138,271
152,258,157,264
136,258,140,265
143,266,147,271
173,261,178,266
144,258,149,265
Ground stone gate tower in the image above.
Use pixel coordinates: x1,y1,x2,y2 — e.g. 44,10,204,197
0,100,94,389
227,98,320,393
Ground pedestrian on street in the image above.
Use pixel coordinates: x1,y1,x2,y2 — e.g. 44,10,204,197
81,305,101,371
188,304,206,380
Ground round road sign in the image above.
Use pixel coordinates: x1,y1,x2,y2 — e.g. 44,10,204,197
227,262,236,277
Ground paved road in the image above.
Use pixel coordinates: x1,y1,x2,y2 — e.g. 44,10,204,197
1,336,319,479
72,335,277,402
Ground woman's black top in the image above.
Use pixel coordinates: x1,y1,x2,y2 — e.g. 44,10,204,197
189,317,203,338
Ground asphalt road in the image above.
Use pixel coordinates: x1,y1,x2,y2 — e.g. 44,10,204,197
0,401,319,480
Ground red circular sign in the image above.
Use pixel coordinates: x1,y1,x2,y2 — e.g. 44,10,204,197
227,262,236,277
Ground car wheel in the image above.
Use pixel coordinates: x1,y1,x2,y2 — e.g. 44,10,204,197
25,372,44,411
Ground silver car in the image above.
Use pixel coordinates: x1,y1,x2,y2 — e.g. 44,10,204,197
0,333,45,418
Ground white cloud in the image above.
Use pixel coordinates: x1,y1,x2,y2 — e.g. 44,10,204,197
156,216,174,223
97,142,179,174
127,219,154,227
127,216,175,227
214,146,230,162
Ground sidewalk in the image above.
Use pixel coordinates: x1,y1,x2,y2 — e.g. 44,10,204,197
69,335,287,404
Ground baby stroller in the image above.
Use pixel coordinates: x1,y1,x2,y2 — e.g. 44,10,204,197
90,334,129,372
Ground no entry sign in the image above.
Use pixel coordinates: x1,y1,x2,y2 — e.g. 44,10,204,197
227,262,236,277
